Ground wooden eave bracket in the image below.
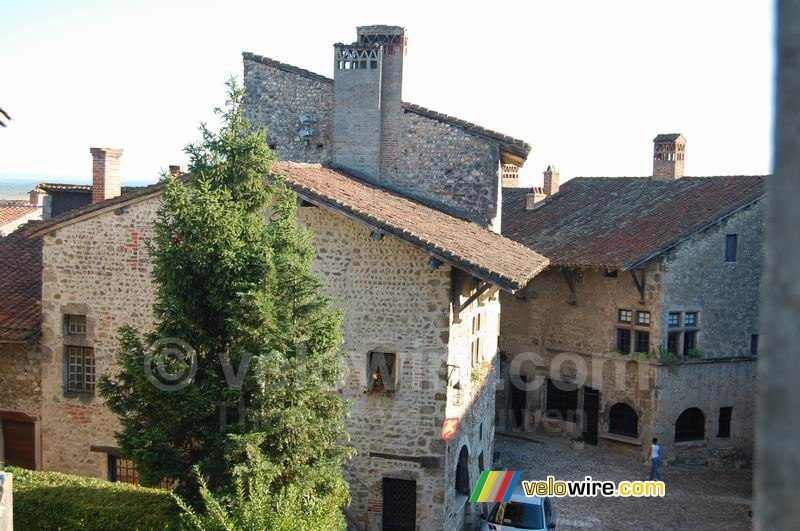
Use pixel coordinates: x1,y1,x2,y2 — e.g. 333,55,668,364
629,268,646,304
563,268,577,305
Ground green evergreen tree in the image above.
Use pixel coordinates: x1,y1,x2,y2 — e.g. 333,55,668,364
99,80,352,521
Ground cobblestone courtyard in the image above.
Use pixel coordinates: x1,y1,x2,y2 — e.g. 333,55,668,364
496,434,753,530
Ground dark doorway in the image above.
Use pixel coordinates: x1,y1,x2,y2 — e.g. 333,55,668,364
382,478,416,531
510,374,528,429
582,388,600,445
2,419,36,469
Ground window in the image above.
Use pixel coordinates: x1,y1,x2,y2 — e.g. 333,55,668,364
605,269,618,278
455,446,470,496
616,309,651,355
718,407,732,438
66,346,95,393
683,331,697,354
634,331,650,354
616,329,631,353
751,334,759,357
488,502,544,530
667,332,680,355
725,234,738,262
608,403,639,438
65,314,87,335
108,455,139,485
108,455,172,489
382,478,416,530
470,313,483,368
666,311,700,357
368,352,396,392
675,407,705,442
545,379,578,420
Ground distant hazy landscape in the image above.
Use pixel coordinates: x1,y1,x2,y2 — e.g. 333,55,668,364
0,173,157,199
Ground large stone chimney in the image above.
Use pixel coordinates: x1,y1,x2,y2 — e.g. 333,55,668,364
332,25,407,180
544,165,560,196
653,133,686,180
90,148,123,203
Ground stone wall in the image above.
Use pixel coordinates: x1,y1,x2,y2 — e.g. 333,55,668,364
653,358,756,467
661,199,765,358
381,110,502,230
498,265,663,452
0,341,42,418
442,276,500,530
39,197,159,477
37,193,498,529
242,55,505,231
242,56,333,164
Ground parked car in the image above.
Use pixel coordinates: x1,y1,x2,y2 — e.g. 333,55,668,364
479,487,557,530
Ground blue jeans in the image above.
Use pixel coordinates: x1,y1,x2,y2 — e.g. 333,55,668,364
649,457,663,481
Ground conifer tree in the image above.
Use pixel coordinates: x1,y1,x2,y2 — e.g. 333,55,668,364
100,80,352,519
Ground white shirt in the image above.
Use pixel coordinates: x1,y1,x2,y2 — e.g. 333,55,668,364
652,444,660,459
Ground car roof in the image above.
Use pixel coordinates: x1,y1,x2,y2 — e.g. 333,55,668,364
508,486,545,505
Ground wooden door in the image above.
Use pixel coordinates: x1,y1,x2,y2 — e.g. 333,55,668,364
2,419,36,469
582,388,600,445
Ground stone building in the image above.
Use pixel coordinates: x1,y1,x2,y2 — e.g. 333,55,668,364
0,226,43,470
25,25,547,531
497,135,766,467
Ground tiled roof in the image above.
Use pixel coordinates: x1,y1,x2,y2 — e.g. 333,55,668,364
35,182,142,193
26,182,165,238
0,224,42,341
242,52,530,158
654,133,684,142
0,200,40,228
502,176,767,270
274,161,548,291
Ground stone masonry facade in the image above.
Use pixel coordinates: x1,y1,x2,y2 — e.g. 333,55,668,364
35,194,503,529
498,199,763,467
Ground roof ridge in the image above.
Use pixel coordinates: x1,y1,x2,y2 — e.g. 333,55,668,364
242,52,333,84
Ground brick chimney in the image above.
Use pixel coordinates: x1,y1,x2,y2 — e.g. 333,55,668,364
525,187,547,210
544,165,560,196
653,133,686,179
168,165,183,176
90,148,123,203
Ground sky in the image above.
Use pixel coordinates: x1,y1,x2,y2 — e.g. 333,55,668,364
0,0,775,188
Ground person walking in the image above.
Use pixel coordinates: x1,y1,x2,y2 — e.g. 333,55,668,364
648,437,663,481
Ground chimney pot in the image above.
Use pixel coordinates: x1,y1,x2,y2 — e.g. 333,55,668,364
90,147,123,203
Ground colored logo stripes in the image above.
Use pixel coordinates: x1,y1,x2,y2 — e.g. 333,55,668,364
469,471,521,503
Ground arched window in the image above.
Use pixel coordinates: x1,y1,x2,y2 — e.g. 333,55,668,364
608,403,639,438
455,446,469,496
675,408,706,442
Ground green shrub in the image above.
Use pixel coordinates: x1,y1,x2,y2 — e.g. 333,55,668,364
5,466,181,530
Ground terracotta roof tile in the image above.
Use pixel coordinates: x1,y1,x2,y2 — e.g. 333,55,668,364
275,161,548,291
0,224,42,341
0,200,40,228
502,176,767,270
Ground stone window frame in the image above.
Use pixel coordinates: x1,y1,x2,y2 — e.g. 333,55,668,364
470,311,483,369
65,346,95,394
367,351,397,393
666,311,700,357
615,308,651,355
